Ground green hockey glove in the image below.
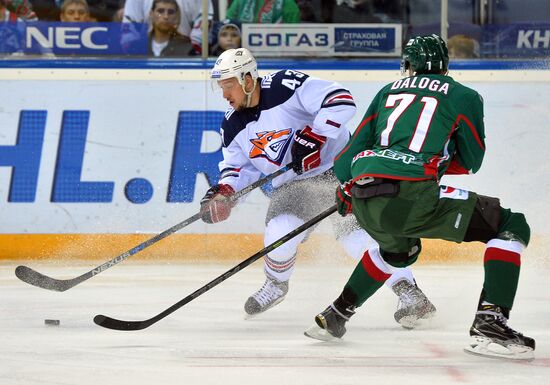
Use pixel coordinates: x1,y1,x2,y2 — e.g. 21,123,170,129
335,184,352,217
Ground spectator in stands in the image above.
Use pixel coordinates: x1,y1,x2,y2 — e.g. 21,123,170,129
124,0,214,53
148,0,194,57
28,0,57,20
0,0,7,18
1,0,17,20
0,1,23,54
112,0,123,21
372,0,405,23
2,0,37,19
295,0,316,22
447,34,479,58
59,0,91,21
1,0,40,55
210,19,241,56
86,0,121,21
321,0,381,23
226,0,301,23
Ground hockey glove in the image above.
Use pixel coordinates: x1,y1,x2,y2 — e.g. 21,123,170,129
335,184,353,217
200,184,236,224
291,126,327,175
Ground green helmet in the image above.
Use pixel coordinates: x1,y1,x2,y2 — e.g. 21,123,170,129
400,34,449,75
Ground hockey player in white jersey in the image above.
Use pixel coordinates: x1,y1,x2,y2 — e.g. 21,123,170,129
200,48,436,327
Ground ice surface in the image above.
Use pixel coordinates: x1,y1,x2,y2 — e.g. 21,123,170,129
1,260,549,385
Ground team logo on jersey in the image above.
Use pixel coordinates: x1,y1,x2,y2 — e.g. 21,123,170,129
249,129,293,165
439,185,469,200
261,74,273,89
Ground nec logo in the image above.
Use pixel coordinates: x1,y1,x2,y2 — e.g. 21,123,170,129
26,26,108,49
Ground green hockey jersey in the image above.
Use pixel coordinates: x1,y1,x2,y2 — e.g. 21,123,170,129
334,74,486,185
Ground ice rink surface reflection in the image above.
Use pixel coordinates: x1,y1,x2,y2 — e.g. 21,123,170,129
1,260,549,385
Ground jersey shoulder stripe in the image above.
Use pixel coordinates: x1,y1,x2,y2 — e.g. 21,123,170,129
321,88,355,109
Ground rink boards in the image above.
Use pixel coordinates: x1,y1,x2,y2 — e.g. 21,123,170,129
0,60,549,262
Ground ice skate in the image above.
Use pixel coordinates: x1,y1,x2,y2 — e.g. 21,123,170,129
244,275,289,318
392,279,436,329
464,304,535,361
304,305,353,341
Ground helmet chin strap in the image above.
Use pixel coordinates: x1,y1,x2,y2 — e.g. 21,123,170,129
242,79,258,108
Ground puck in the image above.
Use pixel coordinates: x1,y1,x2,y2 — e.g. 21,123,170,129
45,319,60,326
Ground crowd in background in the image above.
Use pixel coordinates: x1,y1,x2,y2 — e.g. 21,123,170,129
0,0,548,58
1,0,242,56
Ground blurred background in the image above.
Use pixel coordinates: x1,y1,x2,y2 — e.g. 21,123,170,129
1,0,549,58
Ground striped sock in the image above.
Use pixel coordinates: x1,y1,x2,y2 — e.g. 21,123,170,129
263,254,296,282
483,239,523,308
345,249,392,306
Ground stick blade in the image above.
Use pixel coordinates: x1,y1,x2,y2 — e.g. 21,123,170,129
15,265,72,292
93,314,151,331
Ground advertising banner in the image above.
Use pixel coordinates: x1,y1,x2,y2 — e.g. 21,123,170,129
0,67,549,238
482,23,550,57
243,23,402,57
0,64,549,259
0,22,148,56
0,78,229,233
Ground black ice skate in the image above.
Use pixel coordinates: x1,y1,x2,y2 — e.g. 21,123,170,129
391,279,436,329
244,275,289,318
464,303,535,361
304,304,354,342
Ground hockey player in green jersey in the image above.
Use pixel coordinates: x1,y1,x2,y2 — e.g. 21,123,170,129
304,34,535,361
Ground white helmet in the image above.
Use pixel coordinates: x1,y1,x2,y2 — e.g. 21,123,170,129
211,48,259,86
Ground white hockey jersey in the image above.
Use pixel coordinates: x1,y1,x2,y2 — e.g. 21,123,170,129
217,69,357,191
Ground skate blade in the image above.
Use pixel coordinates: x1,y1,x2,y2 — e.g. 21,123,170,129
398,315,420,329
244,312,259,320
397,305,437,329
303,324,340,342
463,336,535,361
421,308,437,320
243,296,286,320
397,310,436,329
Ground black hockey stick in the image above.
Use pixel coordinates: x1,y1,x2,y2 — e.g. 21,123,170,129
94,204,338,331
15,164,293,292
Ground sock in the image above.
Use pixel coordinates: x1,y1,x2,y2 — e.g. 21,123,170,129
483,239,523,308
344,249,391,307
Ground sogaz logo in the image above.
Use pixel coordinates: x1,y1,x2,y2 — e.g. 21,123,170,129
248,31,329,48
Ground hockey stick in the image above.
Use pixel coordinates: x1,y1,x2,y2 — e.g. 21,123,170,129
15,164,293,292
94,204,338,331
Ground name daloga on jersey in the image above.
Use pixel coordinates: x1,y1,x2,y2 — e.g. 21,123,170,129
391,77,450,95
